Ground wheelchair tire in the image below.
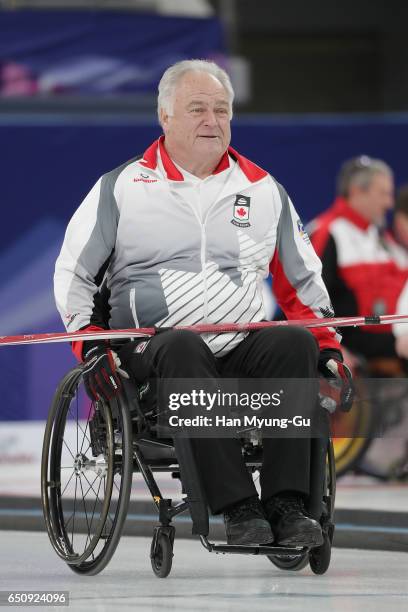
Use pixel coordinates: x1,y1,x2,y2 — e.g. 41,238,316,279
267,552,309,571
41,367,133,575
309,533,331,575
331,378,375,477
151,532,174,578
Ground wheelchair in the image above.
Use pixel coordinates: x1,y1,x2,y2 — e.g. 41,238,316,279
41,365,336,578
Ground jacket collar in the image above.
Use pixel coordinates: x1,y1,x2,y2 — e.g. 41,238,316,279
139,136,268,183
332,196,371,231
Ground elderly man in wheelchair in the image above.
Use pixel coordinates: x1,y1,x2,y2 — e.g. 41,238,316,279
42,326,351,577
45,59,352,577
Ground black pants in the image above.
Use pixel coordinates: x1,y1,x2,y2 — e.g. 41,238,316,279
120,327,320,514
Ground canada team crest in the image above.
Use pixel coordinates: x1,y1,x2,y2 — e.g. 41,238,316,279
231,194,251,228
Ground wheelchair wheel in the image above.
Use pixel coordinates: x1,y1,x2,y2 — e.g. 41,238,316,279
151,529,174,578
331,378,375,477
267,552,309,571
309,532,331,575
41,366,133,575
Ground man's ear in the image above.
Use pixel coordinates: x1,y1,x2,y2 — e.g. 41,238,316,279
348,183,363,200
160,108,169,128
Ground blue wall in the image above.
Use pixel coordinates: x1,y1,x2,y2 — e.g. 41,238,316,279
3,114,408,248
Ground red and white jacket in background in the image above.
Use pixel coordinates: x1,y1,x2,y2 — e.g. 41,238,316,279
309,197,408,357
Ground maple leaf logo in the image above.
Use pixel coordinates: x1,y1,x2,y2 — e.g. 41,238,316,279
231,194,251,226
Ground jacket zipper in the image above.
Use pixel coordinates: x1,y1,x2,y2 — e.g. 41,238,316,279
200,222,208,321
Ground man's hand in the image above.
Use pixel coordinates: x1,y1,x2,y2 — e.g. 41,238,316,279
318,350,354,413
82,343,124,402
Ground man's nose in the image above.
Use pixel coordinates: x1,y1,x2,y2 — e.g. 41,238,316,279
203,109,218,126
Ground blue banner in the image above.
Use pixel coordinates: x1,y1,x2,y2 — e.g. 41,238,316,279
0,10,225,96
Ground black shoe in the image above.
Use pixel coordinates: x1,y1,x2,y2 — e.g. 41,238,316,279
264,494,323,547
223,496,274,545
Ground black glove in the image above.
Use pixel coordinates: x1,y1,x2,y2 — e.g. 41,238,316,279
82,342,123,402
318,349,354,412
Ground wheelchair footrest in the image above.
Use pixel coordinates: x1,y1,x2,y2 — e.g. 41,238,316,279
204,542,307,556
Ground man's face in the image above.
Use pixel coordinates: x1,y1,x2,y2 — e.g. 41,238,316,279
350,172,394,225
160,71,231,162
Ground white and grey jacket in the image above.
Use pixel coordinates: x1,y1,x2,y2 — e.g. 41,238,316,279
54,137,340,358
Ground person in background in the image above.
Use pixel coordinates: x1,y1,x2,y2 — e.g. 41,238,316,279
389,186,408,480
391,185,408,357
309,156,408,362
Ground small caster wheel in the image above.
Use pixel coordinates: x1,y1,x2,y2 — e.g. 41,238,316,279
309,533,331,575
151,528,174,578
268,552,309,571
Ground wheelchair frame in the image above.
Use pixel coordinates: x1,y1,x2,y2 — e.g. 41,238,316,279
41,366,336,578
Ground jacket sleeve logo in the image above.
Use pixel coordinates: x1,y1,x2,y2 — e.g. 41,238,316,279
231,194,251,227
297,219,311,244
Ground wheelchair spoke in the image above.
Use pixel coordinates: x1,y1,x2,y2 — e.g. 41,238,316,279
65,509,74,528
79,417,91,455
82,473,104,552
79,476,93,552
62,439,75,461
81,472,103,502
82,474,99,499
87,480,102,554
65,513,73,529
64,472,98,532
85,477,103,552
80,441,92,457
67,406,92,451
60,468,76,497
71,475,78,547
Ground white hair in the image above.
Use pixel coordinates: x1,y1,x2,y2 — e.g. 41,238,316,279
157,59,234,124
337,155,393,197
